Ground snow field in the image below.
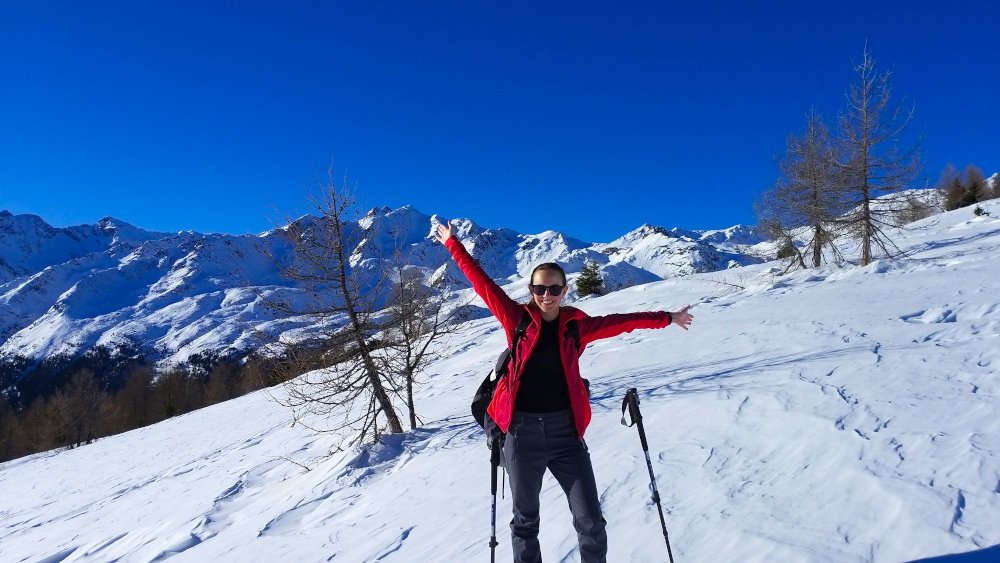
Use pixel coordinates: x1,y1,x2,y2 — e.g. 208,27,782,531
1,201,999,562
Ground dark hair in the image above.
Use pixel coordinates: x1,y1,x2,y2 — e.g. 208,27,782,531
529,262,567,285
525,262,568,307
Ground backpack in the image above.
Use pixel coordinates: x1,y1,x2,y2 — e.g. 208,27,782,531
471,312,585,451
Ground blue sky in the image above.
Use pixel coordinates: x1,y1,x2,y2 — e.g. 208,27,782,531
2,1,998,242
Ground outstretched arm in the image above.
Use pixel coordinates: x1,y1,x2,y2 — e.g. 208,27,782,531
435,219,523,335
579,305,693,346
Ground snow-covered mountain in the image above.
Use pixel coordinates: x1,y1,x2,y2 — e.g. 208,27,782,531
0,206,765,366
0,211,164,285
0,211,303,364
1,198,997,562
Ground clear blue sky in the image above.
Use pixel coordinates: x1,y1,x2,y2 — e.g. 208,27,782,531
2,1,998,242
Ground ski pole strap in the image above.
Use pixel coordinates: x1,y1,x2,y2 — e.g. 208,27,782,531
621,387,640,427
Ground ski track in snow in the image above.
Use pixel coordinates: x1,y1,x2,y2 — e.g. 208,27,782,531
2,202,1000,562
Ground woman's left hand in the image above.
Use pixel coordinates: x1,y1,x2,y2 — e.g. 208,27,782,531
671,305,693,330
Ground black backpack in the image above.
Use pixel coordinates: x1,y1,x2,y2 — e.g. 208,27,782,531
471,312,584,449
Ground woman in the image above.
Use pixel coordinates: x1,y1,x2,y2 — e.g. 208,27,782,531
435,220,692,563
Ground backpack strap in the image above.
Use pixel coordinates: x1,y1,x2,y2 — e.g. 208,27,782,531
565,319,580,350
514,311,532,339
507,311,532,377
565,319,590,398
493,311,532,378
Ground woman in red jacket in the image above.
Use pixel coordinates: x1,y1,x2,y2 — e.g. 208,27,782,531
435,220,692,563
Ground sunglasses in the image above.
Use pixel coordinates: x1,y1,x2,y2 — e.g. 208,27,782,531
529,284,565,297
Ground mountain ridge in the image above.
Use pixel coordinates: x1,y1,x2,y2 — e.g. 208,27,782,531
0,205,766,366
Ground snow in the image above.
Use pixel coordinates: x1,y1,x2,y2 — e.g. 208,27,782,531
1,200,999,562
1,204,770,366
0,211,163,285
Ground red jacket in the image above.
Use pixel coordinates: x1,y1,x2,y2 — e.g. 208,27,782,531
445,237,671,438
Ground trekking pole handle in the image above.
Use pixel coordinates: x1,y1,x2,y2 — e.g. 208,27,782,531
490,441,500,490
625,388,650,452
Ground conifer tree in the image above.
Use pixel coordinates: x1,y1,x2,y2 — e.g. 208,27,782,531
576,260,604,296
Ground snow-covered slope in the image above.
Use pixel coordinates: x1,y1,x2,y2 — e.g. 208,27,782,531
595,223,761,278
1,200,997,562
0,211,165,285
0,222,306,363
0,206,764,366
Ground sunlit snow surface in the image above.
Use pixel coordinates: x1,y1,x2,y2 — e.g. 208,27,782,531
2,201,999,562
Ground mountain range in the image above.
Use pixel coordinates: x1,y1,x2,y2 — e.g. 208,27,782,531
0,207,767,367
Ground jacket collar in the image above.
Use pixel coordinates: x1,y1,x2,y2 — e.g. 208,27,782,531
524,304,585,326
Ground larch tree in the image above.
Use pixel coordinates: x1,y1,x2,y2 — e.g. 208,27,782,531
834,46,922,266
267,170,405,443
939,164,965,211
49,369,105,448
379,261,464,430
0,394,17,461
757,111,848,269
964,164,988,204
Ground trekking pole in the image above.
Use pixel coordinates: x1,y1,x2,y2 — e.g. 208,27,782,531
489,439,501,562
621,388,675,563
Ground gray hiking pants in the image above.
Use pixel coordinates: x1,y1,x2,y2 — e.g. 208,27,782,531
503,409,608,563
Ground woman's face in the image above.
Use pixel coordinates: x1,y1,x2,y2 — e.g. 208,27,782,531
530,269,567,317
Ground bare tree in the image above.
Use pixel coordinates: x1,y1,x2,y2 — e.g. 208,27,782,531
897,192,937,225
265,169,405,444
379,260,464,430
757,110,848,269
49,369,105,448
834,45,922,265
238,352,283,393
0,394,17,461
938,163,964,211
204,358,240,405
755,216,806,271
940,163,993,210
14,398,53,456
964,164,989,204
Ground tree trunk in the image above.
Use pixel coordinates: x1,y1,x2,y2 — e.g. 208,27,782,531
406,370,417,430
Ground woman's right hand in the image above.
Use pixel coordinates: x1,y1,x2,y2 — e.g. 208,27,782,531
434,220,454,245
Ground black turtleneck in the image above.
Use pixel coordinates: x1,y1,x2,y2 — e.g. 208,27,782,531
514,317,570,413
